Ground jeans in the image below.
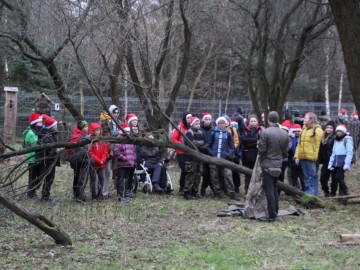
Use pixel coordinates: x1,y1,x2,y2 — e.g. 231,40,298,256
300,160,318,195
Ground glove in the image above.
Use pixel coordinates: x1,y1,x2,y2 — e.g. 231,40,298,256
343,165,351,171
328,167,334,171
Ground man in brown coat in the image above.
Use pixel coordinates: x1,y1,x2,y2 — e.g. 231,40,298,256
257,111,290,222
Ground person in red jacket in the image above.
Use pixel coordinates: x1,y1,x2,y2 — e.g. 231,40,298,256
170,112,192,195
88,123,108,200
68,120,89,201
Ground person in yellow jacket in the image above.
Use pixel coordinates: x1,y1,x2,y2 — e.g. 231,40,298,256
294,112,323,195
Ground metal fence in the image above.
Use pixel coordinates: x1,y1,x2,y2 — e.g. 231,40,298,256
0,92,356,139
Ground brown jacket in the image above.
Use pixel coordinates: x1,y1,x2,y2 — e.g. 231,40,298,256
258,124,290,169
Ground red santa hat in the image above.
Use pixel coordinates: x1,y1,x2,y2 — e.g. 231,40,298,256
261,113,265,122
121,122,131,132
340,108,347,115
125,113,138,124
215,116,228,125
189,116,200,126
29,113,43,125
42,114,58,129
351,111,358,118
335,125,347,134
291,124,302,132
202,112,212,121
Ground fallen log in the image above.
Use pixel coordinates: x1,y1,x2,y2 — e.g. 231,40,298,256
0,191,72,245
276,181,325,208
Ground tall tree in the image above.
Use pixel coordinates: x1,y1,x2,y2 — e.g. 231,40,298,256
330,0,360,114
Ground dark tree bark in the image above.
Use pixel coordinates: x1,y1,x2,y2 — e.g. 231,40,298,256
0,191,72,245
330,0,360,114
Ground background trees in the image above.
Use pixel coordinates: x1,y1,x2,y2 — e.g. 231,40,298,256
0,0,356,126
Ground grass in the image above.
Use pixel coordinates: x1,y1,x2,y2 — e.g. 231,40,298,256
1,162,360,269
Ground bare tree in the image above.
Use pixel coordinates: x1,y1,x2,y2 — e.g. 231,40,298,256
330,0,360,114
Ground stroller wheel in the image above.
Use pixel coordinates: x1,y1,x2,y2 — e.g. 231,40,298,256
165,183,173,194
143,184,150,194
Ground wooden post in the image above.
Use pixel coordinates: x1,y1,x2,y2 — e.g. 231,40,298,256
3,86,18,145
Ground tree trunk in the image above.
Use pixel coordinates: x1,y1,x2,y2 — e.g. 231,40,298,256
330,0,360,114
0,191,72,245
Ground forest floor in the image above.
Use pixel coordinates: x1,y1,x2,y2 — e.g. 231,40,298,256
1,161,360,269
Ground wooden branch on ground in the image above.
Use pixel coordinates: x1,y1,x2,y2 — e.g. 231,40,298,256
277,181,325,208
0,191,72,245
326,234,360,247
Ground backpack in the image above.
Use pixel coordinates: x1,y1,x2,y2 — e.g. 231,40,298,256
344,137,356,164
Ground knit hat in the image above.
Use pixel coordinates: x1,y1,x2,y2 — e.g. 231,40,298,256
340,108,347,115
189,116,200,126
325,120,336,131
121,122,130,132
281,126,289,133
109,105,120,114
29,113,43,125
42,114,58,129
77,120,88,130
231,121,239,129
335,125,347,134
202,112,212,121
125,113,138,124
291,124,302,132
351,112,358,119
215,116,228,125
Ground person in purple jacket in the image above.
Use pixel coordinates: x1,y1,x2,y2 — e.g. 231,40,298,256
113,123,136,203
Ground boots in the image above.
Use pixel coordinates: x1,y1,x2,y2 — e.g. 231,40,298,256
183,192,195,200
153,183,164,193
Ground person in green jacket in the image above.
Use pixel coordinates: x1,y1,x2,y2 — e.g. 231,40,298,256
23,113,43,200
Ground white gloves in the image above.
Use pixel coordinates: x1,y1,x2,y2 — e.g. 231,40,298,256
343,165,351,171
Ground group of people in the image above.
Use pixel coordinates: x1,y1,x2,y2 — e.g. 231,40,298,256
24,105,168,204
23,105,358,217
170,108,357,222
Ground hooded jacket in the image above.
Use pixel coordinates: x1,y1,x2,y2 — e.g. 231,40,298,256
294,125,323,162
170,112,191,155
317,134,336,165
113,135,136,168
67,127,88,161
88,123,108,169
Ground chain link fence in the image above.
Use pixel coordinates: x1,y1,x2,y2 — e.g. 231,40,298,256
0,92,356,140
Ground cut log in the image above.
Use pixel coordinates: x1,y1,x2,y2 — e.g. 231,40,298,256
340,234,360,243
0,191,72,245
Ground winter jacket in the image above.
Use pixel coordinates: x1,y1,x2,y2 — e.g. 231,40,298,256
40,127,60,166
328,136,354,168
113,138,136,168
294,125,323,162
23,127,40,164
184,128,209,161
171,112,191,155
317,135,335,165
258,124,290,169
88,123,108,169
208,127,235,159
289,136,301,167
200,123,214,145
241,125,262,163
140,146,161,163
67,127,88,161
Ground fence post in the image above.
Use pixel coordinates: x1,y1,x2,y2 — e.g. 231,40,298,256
3,87,18,145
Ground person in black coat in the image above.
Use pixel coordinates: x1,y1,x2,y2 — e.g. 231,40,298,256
200,112,214,196
318,121,336,197
241,115,262,194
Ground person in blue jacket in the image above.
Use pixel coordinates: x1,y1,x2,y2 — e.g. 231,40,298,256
328,125,354,196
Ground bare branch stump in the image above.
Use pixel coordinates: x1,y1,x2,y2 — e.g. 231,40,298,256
0,191,72,245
